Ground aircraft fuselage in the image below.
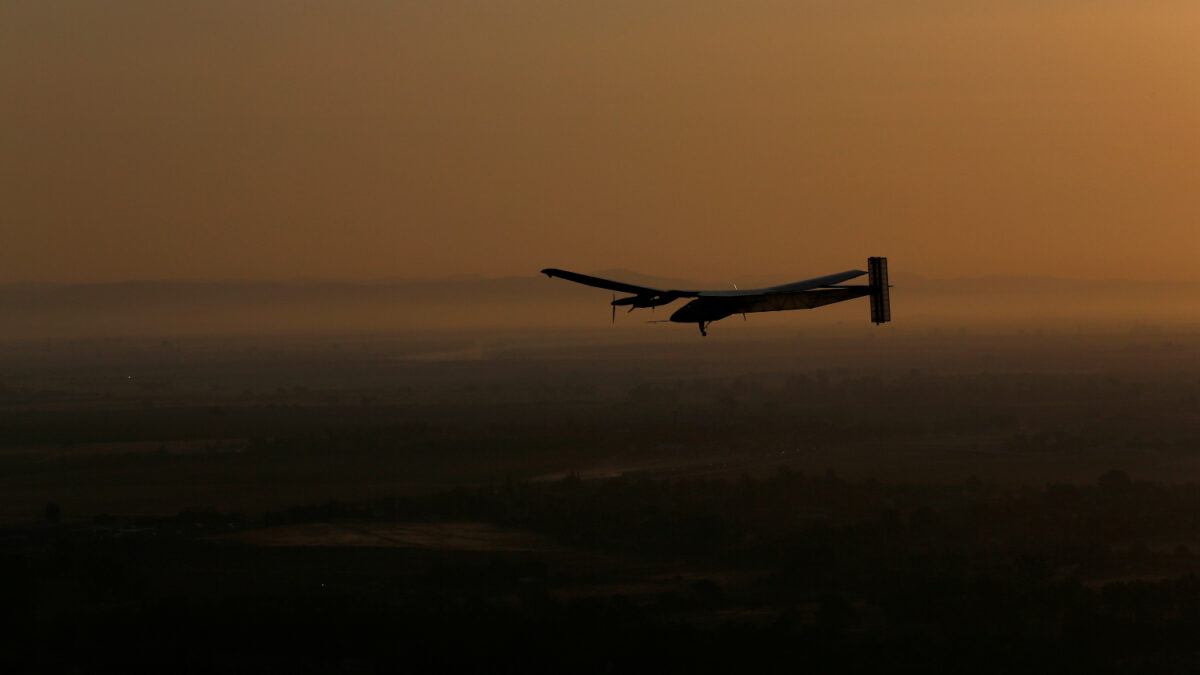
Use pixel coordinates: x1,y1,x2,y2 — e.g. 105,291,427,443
668,298,734,324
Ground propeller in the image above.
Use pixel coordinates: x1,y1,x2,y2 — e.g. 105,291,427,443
611,294,616,324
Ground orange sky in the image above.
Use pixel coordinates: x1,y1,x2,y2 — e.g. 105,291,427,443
2,1,1197,283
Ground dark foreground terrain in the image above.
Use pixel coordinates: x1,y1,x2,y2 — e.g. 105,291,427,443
8,470,1200,673
4,326,1200,671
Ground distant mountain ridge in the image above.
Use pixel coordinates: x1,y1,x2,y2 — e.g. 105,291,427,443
1,273,1197,340
3,272,1198,301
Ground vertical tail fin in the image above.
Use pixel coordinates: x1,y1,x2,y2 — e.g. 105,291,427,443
868,257,890,324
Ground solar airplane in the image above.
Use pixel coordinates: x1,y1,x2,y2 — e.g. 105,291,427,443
541,257,891,336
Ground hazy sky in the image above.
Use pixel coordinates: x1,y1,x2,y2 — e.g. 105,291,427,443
2,1,1196,283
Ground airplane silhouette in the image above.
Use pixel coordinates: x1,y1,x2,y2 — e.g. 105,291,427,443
542,257,890,336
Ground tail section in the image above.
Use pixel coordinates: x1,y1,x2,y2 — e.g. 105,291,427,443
868,257,890,324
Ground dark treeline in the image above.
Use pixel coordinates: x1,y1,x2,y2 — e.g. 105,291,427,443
8,471,1200,672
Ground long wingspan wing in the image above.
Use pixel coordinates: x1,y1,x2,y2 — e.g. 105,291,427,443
697,269,867,297
541,267,866,299
540,268,697,296
764,269,867,292
726,287,872,314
